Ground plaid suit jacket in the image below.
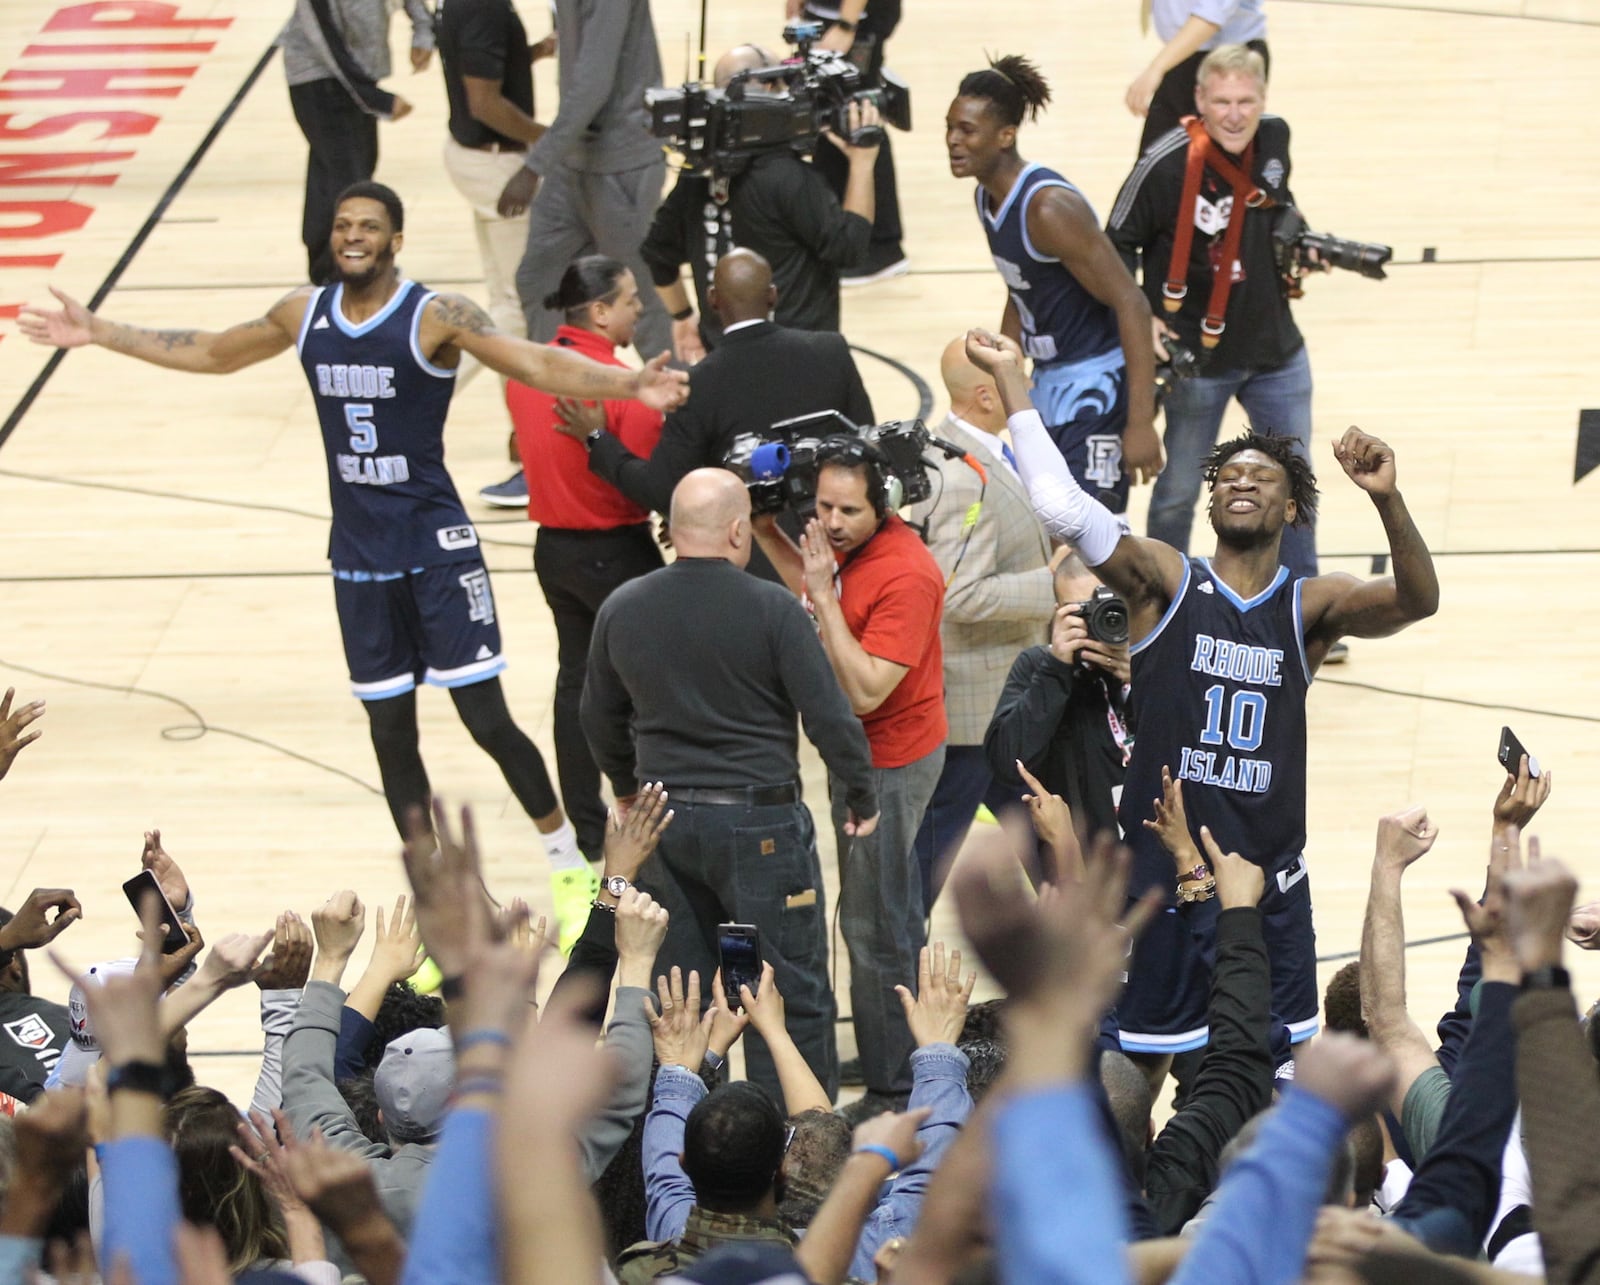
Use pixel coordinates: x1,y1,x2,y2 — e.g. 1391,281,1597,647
906,416,1056,745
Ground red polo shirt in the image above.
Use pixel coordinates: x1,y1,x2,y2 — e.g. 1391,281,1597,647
834,514,947,768
509,326,664,530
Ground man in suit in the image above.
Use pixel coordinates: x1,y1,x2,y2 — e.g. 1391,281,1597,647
905,336,1058,912
561,248,874,581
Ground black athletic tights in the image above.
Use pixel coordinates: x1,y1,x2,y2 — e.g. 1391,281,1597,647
364,679,559,836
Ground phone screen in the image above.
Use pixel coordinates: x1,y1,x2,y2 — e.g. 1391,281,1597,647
718,924,761,1001
121,871,189,953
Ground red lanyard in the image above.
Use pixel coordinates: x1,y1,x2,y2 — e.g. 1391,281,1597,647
1163,116,1274,348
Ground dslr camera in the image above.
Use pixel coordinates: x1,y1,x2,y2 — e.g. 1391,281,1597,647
1069,586,1130,647
1270,206,1393,284
723,411,940,517
1154,340,1202,412
646,21,911,177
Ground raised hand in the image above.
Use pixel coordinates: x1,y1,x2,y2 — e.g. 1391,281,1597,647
276,1126,399,1247
401,800,495,978
602,782,674,885
1494,753,1552,830
614,887,669,973
1374,805,1438,872
1332,427,1398,498
1503,842,1579,975
1016,758,1082,882
895,942,977,1049
254,912,313,991
16,287,95,349
1201,826,1265,910
962,328,1022,378
311,890,367,964
194,929,275,992
738,961,784,1038
141,828,191,915
0,887,82,951
231,1108,311,1217
1292,1031,1397,1122
0,688,45,780
368,895,426,987
851,1106,933,1175
1144,766,1202,871
645,966,714,1070
798,517,839,604
707,970,750,1059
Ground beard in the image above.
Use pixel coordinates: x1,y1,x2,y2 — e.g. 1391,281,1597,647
333,246,394,289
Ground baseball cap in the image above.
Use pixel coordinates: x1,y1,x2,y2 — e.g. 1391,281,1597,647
54,958,138,1087
373,1026,454,1143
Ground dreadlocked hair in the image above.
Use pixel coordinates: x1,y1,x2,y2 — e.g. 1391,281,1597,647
1204,431,1319,528
957,54,1051,126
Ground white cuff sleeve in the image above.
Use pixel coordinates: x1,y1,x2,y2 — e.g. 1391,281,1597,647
1006,409,1125,567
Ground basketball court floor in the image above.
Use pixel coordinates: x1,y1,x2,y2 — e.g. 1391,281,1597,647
1,0,1597,1100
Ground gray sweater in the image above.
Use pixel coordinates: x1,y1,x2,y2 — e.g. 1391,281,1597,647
281,0,435,117
524,0,663,175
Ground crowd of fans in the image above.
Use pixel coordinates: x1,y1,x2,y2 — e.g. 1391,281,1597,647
2,685,1599,1285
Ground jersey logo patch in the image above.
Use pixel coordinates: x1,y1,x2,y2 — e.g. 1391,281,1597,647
4,1015,52,1050
459,569,495,625
1084,435,1123,489
1198,581,1215,594
475,645,493,661
1277,858,1309,894
1195,194,1233,236
1262,158,1285,189
313,315,330,330
437,525,479,551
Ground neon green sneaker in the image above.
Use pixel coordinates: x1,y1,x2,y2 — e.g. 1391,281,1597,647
550,865,601,956
410,956,444,995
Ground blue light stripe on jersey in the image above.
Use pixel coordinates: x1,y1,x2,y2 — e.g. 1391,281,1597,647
330,279,415,338
1202,559,1287,613
409,291,456,381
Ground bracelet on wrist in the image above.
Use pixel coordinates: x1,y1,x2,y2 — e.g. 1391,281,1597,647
1521,964,1571,992
106,1060,175,1100
455,1028,512,1053
671,305,694,322
453,1073,505,1099
854,1143,900,1174
1176,875,1217,904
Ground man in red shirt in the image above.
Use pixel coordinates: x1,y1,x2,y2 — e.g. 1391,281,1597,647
755,440,947,1106
509,255,665,949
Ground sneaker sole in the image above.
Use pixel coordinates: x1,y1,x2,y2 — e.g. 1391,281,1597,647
840,259,910,288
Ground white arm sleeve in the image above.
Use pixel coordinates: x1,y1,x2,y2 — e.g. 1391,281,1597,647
1007,408,1126,567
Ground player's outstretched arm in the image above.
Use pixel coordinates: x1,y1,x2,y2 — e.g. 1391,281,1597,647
18,286,305,374
1303,428,1440,647
424,293,689,412
964,328,1183,637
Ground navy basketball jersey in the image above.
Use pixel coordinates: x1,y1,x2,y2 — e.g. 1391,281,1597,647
297,280,477,571
1119,557,1311,883
978,163,1121,368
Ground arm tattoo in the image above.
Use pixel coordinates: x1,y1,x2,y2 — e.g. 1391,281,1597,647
152,329,199,351
431,293,494,336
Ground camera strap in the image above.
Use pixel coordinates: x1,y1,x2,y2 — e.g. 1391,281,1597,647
1164,117,1275,349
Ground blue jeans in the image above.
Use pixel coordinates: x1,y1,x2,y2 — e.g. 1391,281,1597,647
1147,344,1318,580
636,796,838,1100
831,744,945,1097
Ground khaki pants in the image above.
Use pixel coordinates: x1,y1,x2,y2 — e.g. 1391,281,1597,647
442,137,530,395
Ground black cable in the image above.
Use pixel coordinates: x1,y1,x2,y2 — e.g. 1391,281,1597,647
0,658,382,797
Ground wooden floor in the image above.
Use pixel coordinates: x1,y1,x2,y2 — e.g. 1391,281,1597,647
1,0,1598,1103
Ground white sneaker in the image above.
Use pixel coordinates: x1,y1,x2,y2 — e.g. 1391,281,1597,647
840,257,910,288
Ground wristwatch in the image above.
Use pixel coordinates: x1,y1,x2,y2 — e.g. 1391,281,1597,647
583,426,606,451
106,1060,174,1099
603,874,631,898
835,17,857,31
1521,965,1571,992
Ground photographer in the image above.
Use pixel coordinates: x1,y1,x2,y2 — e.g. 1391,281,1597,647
1106,44,1318,582
640,45,882,358
754,441,946,1109
984,553,1132,849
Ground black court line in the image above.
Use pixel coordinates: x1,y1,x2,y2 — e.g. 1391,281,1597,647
0,41,282,452
1318,676,1600,726
848,341,935,420
1317,930,1469,966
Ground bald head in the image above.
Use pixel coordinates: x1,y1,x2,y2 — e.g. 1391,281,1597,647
669,468,754,565
708,248,777,328
713,44,775,89
940,335,1006,433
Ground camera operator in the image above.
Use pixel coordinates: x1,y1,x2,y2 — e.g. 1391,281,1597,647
639,45,882,359
560,249,873,582
1106,44,1319,582
983,552,1132,854
753,442,946,1109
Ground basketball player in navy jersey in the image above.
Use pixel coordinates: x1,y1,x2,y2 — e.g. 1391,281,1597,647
20,183,688,941
962,328,1439,1075
947,54,1162,513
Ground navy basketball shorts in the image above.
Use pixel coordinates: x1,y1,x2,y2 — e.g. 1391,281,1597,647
1116,852,1320,1058
331,562,506,701
1031,352,1132,515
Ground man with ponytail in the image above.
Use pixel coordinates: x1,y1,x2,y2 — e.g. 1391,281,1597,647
506,255,667,947
947,53,1162,517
